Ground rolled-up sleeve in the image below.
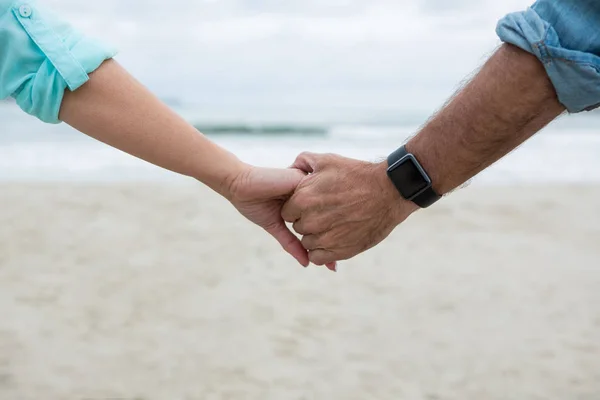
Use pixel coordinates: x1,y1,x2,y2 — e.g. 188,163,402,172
496,1,600,113
0,0,116,123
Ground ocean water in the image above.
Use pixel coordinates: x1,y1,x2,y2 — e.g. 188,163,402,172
1,103,599,185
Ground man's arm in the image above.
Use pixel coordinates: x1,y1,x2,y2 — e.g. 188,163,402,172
283,44,564,267
408,44,564,195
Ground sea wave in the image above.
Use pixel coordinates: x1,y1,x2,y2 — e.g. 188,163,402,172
193,123,418,140
194,124,328,136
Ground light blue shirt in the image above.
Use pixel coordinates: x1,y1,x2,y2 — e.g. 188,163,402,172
497,0,600,113
0,0,115,123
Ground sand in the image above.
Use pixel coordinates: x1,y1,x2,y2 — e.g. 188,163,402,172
0,183,599,400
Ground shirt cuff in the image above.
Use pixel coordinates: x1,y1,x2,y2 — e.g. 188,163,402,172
5,1,117,123
496,6,600,113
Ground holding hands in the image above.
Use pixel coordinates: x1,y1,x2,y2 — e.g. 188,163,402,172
227,152,421,270
281,152,418,268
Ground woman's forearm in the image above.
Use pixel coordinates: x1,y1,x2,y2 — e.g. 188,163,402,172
4,4,309,265
59,59,243,197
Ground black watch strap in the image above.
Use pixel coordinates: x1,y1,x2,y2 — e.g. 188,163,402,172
387,146,441,208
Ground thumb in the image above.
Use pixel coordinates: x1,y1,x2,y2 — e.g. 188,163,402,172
265,220,310,267
251,167,306,198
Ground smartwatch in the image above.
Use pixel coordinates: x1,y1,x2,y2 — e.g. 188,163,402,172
386,146,441,208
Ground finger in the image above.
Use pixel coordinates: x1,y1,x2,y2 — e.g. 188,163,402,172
252,168,306,198
292,218,326,236
301,233,323,251
292,152,321,174
292,220,309,235
309,249,338,266
265,221,309,267
301,234,338,271
301,231,337,271
274,168,306,196
281,196,302,223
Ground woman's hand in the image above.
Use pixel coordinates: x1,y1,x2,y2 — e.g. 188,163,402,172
227,166,309,267
58,60,312,267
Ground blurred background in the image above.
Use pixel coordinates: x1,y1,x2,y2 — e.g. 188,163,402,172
1,0,599,399
2,0,600,181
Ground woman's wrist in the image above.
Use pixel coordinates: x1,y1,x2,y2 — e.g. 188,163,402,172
193,150,249,200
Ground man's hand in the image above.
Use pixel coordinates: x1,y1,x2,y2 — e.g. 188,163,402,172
228,166,310,267
278,45,564,269
281,152,418,266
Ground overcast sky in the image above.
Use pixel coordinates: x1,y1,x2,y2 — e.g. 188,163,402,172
45,0,532,119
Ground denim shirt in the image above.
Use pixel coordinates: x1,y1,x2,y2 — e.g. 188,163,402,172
0,0,115,123
497,0,600,113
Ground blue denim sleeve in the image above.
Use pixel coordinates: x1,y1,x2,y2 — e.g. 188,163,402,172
497,0,600,113
0,0,116,123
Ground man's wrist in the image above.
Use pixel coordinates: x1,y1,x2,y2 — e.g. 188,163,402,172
375,161,420,224
405,137,449,195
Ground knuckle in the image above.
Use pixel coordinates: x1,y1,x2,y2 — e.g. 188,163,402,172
300,235,310,246
293,220,308,235
303,221,318,234
297,151,314,162
301,235,316,250
310,250,336,266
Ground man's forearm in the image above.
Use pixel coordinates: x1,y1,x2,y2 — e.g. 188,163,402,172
407,44,565,194
285,44,572,266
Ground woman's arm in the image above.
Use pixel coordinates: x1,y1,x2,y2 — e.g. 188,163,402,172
58,59,309,266
1,2,308,266
59,59,241,197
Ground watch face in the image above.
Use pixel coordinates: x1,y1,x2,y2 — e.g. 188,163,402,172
387,155,430,200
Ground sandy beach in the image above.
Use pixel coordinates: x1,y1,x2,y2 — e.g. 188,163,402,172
0,183,599,400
